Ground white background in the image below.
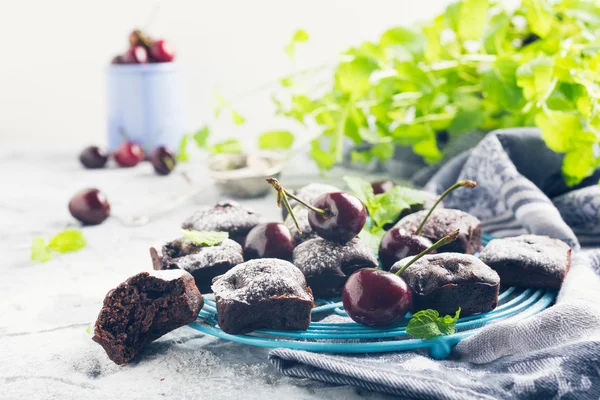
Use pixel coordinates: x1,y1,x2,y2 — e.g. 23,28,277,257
0,0,454,149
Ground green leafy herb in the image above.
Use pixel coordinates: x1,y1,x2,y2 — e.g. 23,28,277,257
270,0,600,186
258,130,295,150
406,308,461,339
48,229,87,253
31,237,52,263
31,229,87,262
344,176,428,228
209,139,243,155
192,126,210,148
358,227,386,254
182,230,229,246
177,134,189,162
285,29,310,59
85,325,92,335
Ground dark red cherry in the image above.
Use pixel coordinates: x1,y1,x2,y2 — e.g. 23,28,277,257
111,55,124,65
342,269,413,327
371,180,394,195
114,141,144,167
123,45,149,64
68,188,111,225
379,228,433,271
308,192,366,243
150,39,175,62
79,146,108,169
243,222,296,260
149,146,176,175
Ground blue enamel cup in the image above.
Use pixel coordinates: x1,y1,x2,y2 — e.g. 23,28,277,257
106,62,187,152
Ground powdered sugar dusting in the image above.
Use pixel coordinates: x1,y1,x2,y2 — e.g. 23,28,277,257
148,269,190,281
480,235,571,275
285,207,317,244
212,258,313,304
169,239,243,273
181,200,261,234
293,237,377,277
393,253,500,295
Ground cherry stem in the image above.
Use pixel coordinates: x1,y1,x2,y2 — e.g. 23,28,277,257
395,229,460,276
266,178,328,233
415,180,477,235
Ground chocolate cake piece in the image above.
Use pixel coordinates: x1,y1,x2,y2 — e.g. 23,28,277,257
293,237,378,298
150,237,243,294
282,183,340,219
390,253,500,316
181,200,261,245
93,270,203,365
394,208,482,254
285,207,317,245
479,235,571,289
212,258,314,334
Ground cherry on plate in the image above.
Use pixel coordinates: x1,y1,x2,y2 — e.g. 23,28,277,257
149,146,176,175
342,268,413,327
68,188,111,225
114,141,145,168
379,228,433,271
79,146,108,169
243,222,296,260
307,192,366,243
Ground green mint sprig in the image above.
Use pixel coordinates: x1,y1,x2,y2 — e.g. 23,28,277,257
31,229,87,263
182,230,229,246
406,308,461,339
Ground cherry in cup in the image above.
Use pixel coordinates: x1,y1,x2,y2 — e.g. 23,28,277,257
266,178,366,244
123,45,149,64
68,188,111,225
114,141,145,168
243,222,296,261
343,230,459,327
378,180,477,270
150,40,175,62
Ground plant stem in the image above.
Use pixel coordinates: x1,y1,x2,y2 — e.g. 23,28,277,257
334,102,352,163
395,230,460,276
266,178,328,233
415,180,477,235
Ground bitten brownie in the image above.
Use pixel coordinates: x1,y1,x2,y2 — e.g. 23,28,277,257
93,270,203,365
394,209,482,254
390,253,500,316
181,200,261,245
150,237,244,294
293,237,378,298
211,258,314,334
479,235,571,289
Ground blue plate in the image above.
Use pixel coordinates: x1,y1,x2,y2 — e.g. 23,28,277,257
188,233,557,359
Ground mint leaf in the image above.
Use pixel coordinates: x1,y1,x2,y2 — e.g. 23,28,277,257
343,176,375,206
516,57,554,101
406,308,461,339
177,135,189,162
258,131,295,150
482,58,523,110
457,0,489,41
358,227,385,255
309,139,335,170
31,237,52,263
285,29,310,59
335,56,379,98
524,0,554,38
182,230,229,246
534,110,583,153
193,126,210,148
48,229,86,253
231,109,245,125
209,139,243,155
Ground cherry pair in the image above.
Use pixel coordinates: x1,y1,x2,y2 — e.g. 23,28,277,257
112,29,175,65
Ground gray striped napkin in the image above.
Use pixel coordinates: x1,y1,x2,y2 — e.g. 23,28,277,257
269,128,600,399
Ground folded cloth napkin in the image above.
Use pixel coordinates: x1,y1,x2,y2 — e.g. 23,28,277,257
269,129,600,399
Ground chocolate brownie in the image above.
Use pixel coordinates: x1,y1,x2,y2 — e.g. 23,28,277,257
181,200,261,245
150,237,243,293
93,270,203,365
285,207,317,244
390,253,500,316
293,237,378,298
282,183,340,219
394,208,482,254
212,258,314,334
479,235,571,289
